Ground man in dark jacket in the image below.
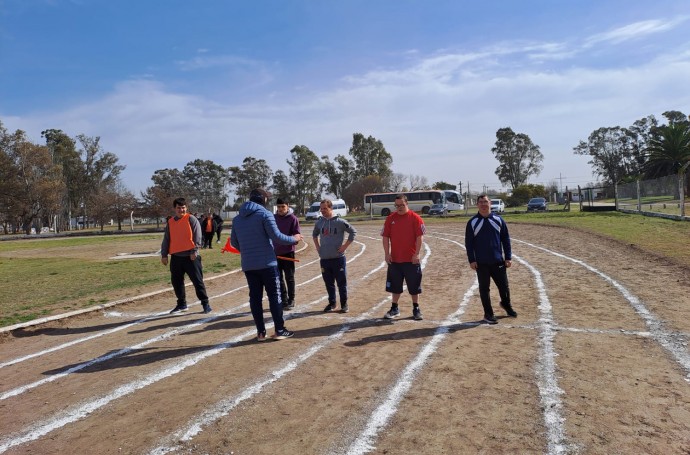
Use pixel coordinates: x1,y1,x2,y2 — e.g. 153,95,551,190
274,198,301,310
230,188,303,341
465,194,517,324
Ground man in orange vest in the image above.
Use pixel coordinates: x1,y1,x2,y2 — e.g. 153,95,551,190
161,197,212,314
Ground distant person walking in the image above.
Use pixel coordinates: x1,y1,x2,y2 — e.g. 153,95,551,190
465,193,517,324
313,199,357,313
201,213,216,249
230,188,303,341
274,198,301,310
213,212,224,244
160,197,212,314
381,194,426,320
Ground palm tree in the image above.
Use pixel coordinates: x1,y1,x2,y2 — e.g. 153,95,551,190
645,123,690,217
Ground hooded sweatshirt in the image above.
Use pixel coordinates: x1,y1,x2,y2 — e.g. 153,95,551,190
274,209,301,255
312,215,357,259
230,201,298,271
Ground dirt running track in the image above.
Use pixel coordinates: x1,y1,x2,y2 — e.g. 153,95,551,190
1,223,690,455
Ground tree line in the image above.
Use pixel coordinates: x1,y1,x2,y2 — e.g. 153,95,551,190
2,109,688,234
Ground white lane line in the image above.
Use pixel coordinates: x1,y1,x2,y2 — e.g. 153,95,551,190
515,239,690,383
429,234,571,455
514,255,570,455
147,242,428,454
0,241,375,452
344,281,478,455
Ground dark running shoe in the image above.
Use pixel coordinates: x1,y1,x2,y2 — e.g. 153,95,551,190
257,331,268,342
384,306,400,319
341,304,349,313
170,304,188,314
413,307,423,320
500,302,517,317
483,315,498,325
273,329,294,340
323,303,337,313
202,303,212,314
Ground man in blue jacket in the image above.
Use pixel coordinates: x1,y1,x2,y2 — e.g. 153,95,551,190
465,194,517,324
231,188,303,341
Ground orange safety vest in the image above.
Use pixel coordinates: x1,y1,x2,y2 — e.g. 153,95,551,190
168,214,196,254
205,217,213,233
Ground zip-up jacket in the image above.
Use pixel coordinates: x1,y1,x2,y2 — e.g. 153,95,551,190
312,215,357,259
465,212,512,264
230,201,298,271
161,213,202,257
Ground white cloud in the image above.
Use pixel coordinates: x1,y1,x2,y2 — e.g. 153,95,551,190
584,16,689,47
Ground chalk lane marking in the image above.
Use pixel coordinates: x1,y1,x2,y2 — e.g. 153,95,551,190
514,239,690,383
0,241,371,400
0,242,376,452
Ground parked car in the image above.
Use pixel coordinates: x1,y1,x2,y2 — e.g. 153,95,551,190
527,197,548,212
428,203,448,216
490,199,505,213
305,198,348,220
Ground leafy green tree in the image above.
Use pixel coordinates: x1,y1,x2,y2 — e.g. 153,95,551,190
228,156,273,203
432,181,456,190
75,134,125,229
508,183,546,207
140,185,175,227
491,127,543,189
573,126,638,185
2,130,65,234
320,154,355,198
41,129,80,231
182,159,228,214
287,145,321,215
644,122,690,216
349,133,393,182
271,170,292,202
662,110,690,127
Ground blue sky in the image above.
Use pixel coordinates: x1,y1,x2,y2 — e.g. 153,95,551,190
1,0,689,195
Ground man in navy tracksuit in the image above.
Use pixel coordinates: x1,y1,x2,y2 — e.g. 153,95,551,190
465,194,517,324
231,188,303,341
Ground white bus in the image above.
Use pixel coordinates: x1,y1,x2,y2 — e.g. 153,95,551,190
444,190,465,211
364,190,446,216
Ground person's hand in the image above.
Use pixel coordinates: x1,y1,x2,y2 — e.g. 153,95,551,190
505,259,512,268
293,234,303,243
411,253,420,264
470,261,477,270
161,256,168,266
190,251,198,261
384,253,392,264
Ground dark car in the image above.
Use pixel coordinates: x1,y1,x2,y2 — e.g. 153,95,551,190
527,197,548,212
428,203,448,216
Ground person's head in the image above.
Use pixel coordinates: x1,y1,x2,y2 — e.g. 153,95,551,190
477,194,491,215
394,194,409,214
319,198,334,218
276,198,289,216
249,188,270,207
173,198,188,216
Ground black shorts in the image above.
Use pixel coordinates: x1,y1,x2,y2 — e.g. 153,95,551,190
385,262,422,295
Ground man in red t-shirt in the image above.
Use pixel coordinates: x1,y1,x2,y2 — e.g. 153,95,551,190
381,194,426,320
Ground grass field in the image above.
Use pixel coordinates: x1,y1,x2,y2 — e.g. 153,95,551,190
1,210,688,328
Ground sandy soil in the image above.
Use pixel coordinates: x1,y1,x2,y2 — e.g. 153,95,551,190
1,222,689,455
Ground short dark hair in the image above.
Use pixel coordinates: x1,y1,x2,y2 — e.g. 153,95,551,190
249,188,270,205
477,194,489,202
276,198,288,205
173,197,187,207
320,199,333,208
395,194,408,203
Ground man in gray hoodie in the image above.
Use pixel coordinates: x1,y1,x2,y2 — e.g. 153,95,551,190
312,199,357,313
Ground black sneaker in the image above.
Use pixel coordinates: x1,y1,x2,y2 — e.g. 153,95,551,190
202,303,212,314
272,328,294,340
483,315,498,324
170,304,188,314
500,302,517,317
257,331,268,342
341,304,349,313
384,306,400,319
413,307,423,320
323,303,336,313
